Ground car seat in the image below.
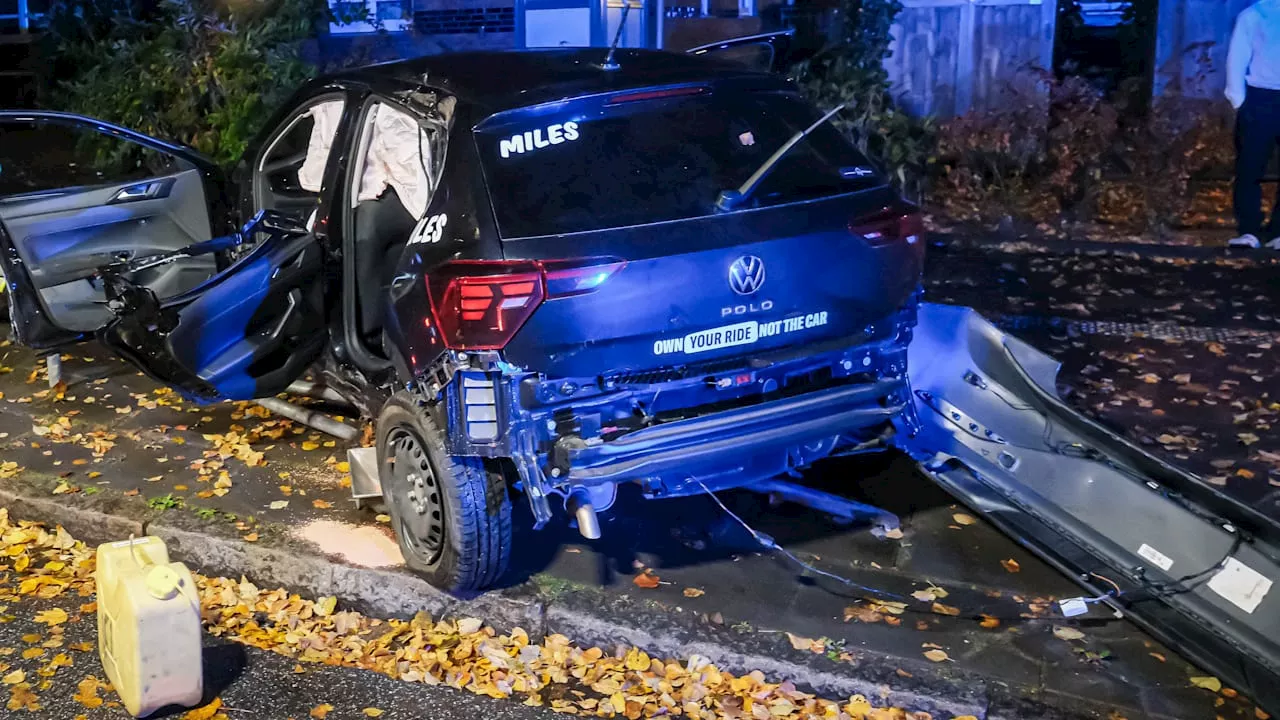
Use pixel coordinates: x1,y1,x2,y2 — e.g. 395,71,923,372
353,186,415,340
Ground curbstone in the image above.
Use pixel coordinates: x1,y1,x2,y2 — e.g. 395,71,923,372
543,595,991,720
0,487,144,548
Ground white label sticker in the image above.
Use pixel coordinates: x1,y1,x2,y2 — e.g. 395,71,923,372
652,312,829,357
499,122,580,158
1137,543,1174,572
1208,557,1272,614
408,213,447,245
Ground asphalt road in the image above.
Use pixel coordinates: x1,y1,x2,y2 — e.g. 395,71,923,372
0,591,563,720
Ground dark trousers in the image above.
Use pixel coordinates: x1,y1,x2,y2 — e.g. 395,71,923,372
1234,86,1280,238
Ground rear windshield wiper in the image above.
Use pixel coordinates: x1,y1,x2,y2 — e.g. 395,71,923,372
715,103,845,212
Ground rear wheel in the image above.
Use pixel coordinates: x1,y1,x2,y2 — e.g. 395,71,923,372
376,391,512,592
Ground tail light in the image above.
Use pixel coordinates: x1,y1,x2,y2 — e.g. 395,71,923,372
850,207,925,261
427,258,625,350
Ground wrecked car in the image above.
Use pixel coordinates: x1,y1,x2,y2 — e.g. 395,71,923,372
0,38,922,591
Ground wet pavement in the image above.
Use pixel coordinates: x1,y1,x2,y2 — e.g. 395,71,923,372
0,238,1277,719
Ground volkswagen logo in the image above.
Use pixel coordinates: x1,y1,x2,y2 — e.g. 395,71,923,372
728,256,765,295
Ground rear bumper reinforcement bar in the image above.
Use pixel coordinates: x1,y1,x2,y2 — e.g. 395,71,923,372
567,378,907,485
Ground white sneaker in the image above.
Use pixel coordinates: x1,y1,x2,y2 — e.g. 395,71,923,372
1228,233,1261,248
1267,237,1280,250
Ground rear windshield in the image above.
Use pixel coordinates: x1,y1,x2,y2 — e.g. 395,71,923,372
475,89,880,238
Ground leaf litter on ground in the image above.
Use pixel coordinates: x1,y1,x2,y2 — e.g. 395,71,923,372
0,509,918,719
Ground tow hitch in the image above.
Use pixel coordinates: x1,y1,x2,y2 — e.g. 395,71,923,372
895,303,1280,716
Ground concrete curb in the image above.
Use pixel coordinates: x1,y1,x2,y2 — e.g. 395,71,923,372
0,488,144,547
1,487,1118,720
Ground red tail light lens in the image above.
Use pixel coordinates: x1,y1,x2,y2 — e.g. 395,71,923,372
426,258,626,350
850,207,925,261
428,262,545,351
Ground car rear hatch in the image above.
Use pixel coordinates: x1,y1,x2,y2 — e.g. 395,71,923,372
443,78,923,379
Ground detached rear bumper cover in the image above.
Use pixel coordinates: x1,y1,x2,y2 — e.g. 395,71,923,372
570,378,907,487
895,303,1280,715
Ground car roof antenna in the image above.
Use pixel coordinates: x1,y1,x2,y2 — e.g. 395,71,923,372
602,3,633,71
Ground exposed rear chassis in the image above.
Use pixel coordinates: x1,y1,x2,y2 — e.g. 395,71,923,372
426,305,918,531
897,304,1280,716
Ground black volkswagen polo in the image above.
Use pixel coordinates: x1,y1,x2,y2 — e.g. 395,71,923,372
0,38,924,591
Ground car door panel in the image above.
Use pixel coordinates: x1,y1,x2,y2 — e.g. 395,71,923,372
99,214,329,403
0,169,217,332
0,111,230,349
0,109,334,403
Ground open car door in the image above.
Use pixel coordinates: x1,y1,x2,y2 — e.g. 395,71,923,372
0,111,228,349
685,30,794,74
0,111,329,403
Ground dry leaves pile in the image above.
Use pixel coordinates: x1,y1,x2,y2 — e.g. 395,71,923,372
199,576,918,719
0,509,99,713
0,510,917,719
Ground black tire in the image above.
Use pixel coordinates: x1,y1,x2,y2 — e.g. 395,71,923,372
376,391,512,592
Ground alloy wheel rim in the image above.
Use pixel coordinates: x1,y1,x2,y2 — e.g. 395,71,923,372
387,428,445,564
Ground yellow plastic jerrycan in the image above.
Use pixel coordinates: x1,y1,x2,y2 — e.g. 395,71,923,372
96,536,203,717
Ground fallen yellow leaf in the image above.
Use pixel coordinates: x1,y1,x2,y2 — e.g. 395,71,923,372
312,499,334,509
952,513,977,526
182,697,223,720
315,596,338,617
3,669,24,684
1000,558,1021,573
923,649,949,662
931,603,961,617
310,704,334,719
632,571,660,589
1052,626,1085,641
362,709,384,717
682,587,705,598
33,608,68,626
1189,676,1222,692
301,441,320,451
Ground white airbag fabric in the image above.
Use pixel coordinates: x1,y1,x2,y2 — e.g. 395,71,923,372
356,104,433,219
296,100,345,193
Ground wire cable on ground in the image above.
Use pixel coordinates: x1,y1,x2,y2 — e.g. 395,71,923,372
698,480,904,601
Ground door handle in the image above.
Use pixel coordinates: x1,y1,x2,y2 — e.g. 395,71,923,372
108,179,173,204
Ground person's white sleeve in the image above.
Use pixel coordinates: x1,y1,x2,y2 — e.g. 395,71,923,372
1225,10,1254,109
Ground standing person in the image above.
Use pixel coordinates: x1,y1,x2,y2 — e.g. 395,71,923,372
1226,0,1280,249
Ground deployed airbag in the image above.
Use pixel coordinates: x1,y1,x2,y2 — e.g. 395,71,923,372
356,104,433,219
297,100,345,193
